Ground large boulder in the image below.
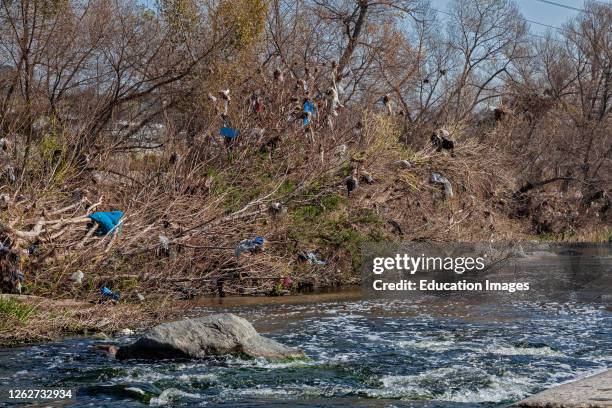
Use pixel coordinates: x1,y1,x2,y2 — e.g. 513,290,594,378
115,313,305,361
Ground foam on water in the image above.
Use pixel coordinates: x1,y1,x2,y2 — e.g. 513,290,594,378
483,344,565,356
397,338,457,352
125,387,146,395
441,372,537,403
149,388,204,406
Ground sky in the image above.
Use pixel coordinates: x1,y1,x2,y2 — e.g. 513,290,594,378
430,0,609,34
141,0,610,35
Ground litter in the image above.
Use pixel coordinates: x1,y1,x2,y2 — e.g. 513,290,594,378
101,286,120,301
158,235,171,257
70,270,84,284
361,172,374,184
326,87,343,115
298,251,326,265
235,236,265,258
218,89,231,101
303,100,315,126
6,270,24,294
431,172,454,198
119,328,134,336
220,127,239,139
89,211,124,235
0,194,9,210
250,127,265,138
346,173,358,196
5,166,16,183
431,129,454,152
282,276,293,289
268,202,284,218
381,94,393,115
393,160,412,168
15,270,24,286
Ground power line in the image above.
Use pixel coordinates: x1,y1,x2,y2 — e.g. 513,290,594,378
526,19,564,31
429,4,588,40
429,9,570,43
532,0,585,13
529,0,611,15
430,6,565,32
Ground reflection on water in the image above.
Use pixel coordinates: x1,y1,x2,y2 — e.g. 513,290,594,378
0,291,610,407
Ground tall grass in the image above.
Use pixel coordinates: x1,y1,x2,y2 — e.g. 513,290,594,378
0,297,37,324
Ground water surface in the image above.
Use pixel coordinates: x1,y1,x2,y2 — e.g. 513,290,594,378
0,291,609,407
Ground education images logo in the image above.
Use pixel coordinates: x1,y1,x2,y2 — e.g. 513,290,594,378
369,252,530,293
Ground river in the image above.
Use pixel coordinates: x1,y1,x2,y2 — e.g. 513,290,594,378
0,288,610,407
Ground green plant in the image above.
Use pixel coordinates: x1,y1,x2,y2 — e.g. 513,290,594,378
0,298,37,323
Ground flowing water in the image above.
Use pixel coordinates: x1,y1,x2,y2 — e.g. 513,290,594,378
0,290,610,407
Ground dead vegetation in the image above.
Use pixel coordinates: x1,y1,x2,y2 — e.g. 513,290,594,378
0,0,609,311
0,294,172,345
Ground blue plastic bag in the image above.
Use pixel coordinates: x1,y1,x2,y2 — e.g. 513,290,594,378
101,286,120,301
304,101,315,114
220,127,239,139
303,101,315,126
235,236,265,258
89,211,124,235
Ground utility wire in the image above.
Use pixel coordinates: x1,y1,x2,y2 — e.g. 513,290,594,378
429,4,590,40
526,19,564,31
428,7,562,42
431,7,565,33
532,0,585,13
529,0,610,15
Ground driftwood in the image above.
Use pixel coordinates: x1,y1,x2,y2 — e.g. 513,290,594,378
1,196,103,246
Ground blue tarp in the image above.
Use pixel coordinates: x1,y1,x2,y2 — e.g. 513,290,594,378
89,211,124,235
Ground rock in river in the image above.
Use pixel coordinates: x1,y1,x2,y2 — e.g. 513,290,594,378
116,313,306,361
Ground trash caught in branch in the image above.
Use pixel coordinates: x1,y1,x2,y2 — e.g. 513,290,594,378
303,100,316,126
100,286,120,301
70,270,84,285
235,236,265,258
220,127,239,139
298,251,326,265
89,211,124,236
431,172,454,198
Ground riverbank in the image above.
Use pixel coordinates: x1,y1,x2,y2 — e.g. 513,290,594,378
2,107,610,303
0,289,367,347
0,294,176,347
